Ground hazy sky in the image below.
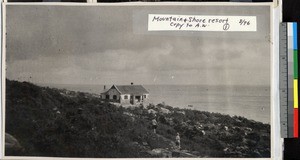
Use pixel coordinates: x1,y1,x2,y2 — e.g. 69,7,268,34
6,4,271,86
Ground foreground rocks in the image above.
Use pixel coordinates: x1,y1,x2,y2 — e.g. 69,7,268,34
5,133,24,155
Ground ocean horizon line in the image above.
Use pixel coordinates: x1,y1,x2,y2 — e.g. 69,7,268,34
6,79,270,88
36,82,270,88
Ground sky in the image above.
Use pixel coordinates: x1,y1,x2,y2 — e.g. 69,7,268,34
6,4,271,86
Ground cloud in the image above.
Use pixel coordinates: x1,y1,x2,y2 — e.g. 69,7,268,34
6,5,271,86
6,37,270,86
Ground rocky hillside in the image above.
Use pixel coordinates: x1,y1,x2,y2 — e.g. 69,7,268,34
5,79,270,158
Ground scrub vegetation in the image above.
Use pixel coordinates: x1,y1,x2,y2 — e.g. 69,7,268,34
5,79,270,158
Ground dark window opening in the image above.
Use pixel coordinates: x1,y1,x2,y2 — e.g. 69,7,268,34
135,96,141,101
124,95,128,99
106,95,109,99
113,95,117,100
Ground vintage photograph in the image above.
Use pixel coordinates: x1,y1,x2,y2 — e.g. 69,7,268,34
4,4,271,158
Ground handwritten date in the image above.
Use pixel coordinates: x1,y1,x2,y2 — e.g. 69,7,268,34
239,19,250,26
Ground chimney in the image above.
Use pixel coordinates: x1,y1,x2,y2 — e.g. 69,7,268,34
104,85,106,90
131,82,134,85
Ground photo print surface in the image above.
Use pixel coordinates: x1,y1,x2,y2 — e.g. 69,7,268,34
4,4,271,158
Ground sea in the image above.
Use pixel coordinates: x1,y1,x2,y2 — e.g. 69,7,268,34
41,84,270,124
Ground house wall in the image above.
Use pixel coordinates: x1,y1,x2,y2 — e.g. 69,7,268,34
104,88,121,102
120,94,131,104
142,94,149,103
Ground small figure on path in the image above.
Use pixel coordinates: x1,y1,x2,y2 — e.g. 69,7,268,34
152,117,158,134
175,132,181,150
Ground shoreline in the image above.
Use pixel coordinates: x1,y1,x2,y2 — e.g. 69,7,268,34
5,79,271,158
37,82,270,124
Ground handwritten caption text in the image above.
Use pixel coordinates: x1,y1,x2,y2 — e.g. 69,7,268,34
148,14,256,32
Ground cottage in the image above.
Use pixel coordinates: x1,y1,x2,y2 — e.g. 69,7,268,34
101,84,149,105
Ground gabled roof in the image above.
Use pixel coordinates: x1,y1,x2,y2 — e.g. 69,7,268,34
101,85,149,95
116,85,149,95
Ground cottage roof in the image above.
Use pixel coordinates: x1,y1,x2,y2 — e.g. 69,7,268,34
115,85,149,95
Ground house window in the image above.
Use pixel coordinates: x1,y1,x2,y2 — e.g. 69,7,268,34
106,95,109,99
143,95,147,98
113,95,117,100
124,95,128,99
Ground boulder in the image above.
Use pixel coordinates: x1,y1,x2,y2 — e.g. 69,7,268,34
147,148,171,157
160,108,171,114
5,133,23,155
148,109,157,114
